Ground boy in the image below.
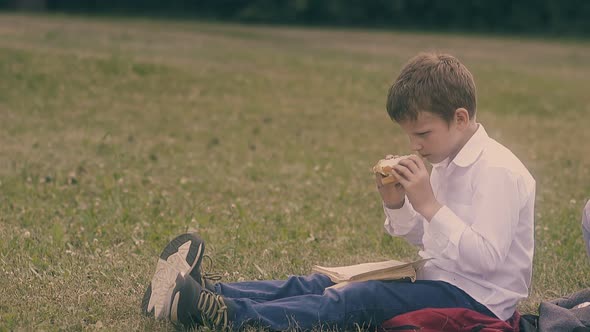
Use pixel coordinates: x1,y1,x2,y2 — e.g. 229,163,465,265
582,200,590,260
141,53,535,330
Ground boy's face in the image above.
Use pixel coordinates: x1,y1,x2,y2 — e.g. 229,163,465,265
398,111,464,164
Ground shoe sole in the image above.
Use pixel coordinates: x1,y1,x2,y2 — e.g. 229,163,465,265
141,233,205,319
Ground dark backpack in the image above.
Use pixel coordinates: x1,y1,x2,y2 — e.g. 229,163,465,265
520,289,590,332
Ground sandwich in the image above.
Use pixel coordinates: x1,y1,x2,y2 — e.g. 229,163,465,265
372,155,413,185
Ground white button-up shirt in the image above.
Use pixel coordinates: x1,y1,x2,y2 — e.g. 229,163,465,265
383,124,535,320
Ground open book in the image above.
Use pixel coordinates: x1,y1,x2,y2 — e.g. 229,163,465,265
312,258,430,289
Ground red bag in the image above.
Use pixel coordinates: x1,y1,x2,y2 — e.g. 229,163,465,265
379,307,520,332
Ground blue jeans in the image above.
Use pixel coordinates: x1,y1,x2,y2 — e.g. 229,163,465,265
214,274,495,331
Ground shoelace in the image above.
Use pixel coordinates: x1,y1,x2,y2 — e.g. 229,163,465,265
197,289,228,329
201,255,222,286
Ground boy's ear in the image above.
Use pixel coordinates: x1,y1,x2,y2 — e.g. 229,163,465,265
454,108,470,129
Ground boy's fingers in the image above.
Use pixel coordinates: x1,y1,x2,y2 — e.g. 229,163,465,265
374,173,384,186
392,164,412,181
397,159,419,174
408,155,425,170
390,168,410,187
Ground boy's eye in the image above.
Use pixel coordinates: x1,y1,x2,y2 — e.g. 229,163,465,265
417,132,429,136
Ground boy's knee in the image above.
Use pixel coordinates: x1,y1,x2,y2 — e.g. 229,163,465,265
324,280,384,300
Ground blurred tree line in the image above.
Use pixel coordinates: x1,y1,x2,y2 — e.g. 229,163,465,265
2,0,589,36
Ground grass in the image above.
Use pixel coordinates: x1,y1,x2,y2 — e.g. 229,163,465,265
0,12,590,331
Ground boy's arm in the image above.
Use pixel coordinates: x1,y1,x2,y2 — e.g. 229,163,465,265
383,197,425,246
390,156,534,275
375,163,425,246
424,167,533,275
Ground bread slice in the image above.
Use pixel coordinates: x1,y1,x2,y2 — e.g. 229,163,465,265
372,155,413,185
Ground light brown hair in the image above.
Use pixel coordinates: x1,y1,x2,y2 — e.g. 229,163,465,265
386,53,476,124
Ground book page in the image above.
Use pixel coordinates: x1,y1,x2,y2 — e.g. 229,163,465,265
312,259,429,283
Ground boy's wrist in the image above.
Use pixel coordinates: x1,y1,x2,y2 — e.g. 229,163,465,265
417,200,443,221
384,199,405,210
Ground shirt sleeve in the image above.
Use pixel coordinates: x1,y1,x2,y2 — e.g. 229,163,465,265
383,196,425,246
423,167,524,275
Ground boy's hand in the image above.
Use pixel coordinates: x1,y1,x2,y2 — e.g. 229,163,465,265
390,155,442,221
375,155,406,209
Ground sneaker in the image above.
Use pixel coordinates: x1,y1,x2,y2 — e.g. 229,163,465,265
141,233,205,319
170,274,229,329
194,255,222,292
169,273,202,327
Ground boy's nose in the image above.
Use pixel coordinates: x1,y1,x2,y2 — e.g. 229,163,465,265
410,142,423,152
407,136,423,152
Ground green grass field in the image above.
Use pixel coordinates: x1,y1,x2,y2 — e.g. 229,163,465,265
1,13,590,331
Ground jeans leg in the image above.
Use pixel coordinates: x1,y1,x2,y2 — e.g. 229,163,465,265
216,274,334,302
226,280,494,331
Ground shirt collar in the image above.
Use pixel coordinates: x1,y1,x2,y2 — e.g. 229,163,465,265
450,123,488,168
431,157,451,169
